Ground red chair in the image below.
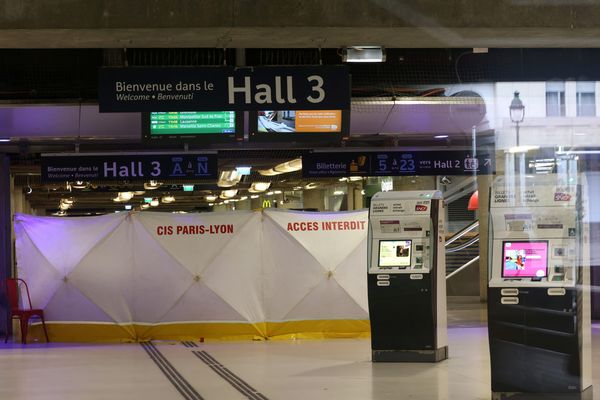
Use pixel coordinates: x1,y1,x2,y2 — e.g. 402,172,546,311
5,278,49,344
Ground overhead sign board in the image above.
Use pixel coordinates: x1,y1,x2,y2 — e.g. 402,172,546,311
98,66,350,112
41,153,218,182
302,150,495,177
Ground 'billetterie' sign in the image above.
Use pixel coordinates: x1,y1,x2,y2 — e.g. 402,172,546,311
98,66,350,112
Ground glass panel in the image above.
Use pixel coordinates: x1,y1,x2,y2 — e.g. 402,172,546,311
578,92,596,116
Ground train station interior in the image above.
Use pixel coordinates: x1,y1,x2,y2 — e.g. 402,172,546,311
3,2,600,399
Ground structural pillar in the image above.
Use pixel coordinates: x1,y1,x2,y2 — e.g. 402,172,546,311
0,154,11,338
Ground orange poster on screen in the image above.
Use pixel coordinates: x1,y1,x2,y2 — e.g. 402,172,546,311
295,110,342,132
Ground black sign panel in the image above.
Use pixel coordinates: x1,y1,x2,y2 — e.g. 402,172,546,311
98,66,350,112
41,153,218,182
302,151,494,177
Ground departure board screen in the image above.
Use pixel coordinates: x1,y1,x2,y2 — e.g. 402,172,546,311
142,111,240,143
150,111,236,135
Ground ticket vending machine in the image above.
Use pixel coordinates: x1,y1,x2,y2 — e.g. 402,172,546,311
488,174,592,399
367,190,448,362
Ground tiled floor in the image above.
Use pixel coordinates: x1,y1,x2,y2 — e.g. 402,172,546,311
0,297,596,400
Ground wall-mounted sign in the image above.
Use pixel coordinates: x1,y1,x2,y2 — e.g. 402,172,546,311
41,152,218,182
302,150,494,177
98,66,350,112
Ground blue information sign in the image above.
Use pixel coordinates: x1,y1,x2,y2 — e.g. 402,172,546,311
41,152,218,182
302,150,494,177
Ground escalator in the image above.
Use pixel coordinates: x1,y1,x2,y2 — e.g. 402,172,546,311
445,220,480,296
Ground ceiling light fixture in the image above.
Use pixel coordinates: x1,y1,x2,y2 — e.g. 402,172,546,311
217,170,242,187
72,181,89,189
258,158,302,176
342,46,386,63
113,192,134,202
507,145,539,154
248,182,271,193
144,180,162,190
162,195,176,203
220,189,238,199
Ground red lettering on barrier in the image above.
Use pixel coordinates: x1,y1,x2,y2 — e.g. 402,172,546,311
157,226,174,235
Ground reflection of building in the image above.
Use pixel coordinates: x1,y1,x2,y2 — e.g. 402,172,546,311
422,81,600,151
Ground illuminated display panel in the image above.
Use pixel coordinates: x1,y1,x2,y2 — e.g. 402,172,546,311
249,109,348,142
378,240,412,268
142,111,241,142
502,241,549,278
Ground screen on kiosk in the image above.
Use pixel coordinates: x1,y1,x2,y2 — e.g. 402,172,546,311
502,241,548,278
379,240,412,267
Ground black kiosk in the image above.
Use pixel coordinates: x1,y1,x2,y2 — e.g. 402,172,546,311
488,174,592,399
367,190,448,362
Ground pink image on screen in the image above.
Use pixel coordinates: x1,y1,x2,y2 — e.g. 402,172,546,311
502,241,548,278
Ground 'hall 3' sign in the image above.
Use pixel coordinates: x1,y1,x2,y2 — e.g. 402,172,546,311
98,66,350,112
41,152,218,182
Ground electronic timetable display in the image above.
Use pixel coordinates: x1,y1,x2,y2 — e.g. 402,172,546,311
378,240,412,268
142,111,241,142
501,240,549,278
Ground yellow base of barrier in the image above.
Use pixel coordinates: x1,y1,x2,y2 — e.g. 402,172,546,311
24,320,371,343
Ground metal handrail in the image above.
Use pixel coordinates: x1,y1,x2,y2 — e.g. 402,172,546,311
445,220,479,247
446,256,480,279
446,235,479,253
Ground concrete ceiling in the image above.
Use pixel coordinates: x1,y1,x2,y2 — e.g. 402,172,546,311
2,0,600,48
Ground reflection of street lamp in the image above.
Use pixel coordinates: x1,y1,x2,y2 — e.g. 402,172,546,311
509,91,525,147
508,91,538,153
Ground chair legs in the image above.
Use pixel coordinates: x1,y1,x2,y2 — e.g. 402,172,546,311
9,314,50,344
19,315,29,344
40,314,50,343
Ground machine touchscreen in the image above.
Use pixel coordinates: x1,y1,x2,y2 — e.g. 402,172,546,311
501,241,548,278
378,240,412,268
